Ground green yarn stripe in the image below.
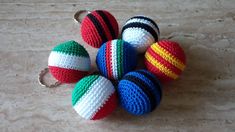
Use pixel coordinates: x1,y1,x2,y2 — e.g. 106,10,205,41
72,75,99,106
52,40,89,57
116,40,122,79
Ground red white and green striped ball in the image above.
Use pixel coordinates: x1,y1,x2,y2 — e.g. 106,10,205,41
96,39,137,80
72,75,118,120
48,40,91,83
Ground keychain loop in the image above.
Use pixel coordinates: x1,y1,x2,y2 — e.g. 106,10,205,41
74,10,91,23
38,68,61,88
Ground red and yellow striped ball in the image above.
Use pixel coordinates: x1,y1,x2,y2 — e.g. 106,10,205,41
144,40,186,83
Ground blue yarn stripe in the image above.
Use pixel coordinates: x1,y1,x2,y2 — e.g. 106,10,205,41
122,74,156,112
96,43,108,77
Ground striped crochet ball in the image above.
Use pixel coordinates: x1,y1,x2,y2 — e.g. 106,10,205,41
118,70,162,115
72,75,118,120
96,39,137,80
121,16,160,53
144,40,186,83
81,10,119,48
48,40,91,83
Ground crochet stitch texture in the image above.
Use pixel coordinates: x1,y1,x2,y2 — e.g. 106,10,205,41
117,69,162,115
72,75,118,120
122,16,160,53
81,10,119,48
96,39,137,80
48,40,91,83
144,40,186,83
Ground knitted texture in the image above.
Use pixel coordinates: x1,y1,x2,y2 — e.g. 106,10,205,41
72,75,118,120
121,16,160,53
96,39,137,80
48,40,91,83
117,70,162,115
144,40,186,83
81,10,119,48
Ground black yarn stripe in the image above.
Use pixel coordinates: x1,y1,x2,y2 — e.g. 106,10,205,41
87,13,107,42
121,22,158,41
96,10,116,39
123,75,156,111
135,70,162,101
130,16,160,34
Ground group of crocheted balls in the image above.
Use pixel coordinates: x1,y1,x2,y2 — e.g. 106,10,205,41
47,10,186,120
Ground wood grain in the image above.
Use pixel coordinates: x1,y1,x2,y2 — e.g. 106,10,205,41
0,0,235,132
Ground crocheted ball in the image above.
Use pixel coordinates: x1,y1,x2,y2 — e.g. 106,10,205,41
118,69,162,115
144,40,186,83
81,10,119,48
72,75,118,120
121,16,160,53
48,40,91,83
96,39,137,80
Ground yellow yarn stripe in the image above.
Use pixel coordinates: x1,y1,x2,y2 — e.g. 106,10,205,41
151,43,185,71
145,52,178,79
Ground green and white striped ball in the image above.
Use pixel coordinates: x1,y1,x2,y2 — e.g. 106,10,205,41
72,75,118,120
48,40,91,83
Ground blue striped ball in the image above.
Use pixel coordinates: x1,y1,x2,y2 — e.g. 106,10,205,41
117,69,162,115
96,39,137,80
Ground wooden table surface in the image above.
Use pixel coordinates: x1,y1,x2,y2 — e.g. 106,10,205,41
1,0,235,132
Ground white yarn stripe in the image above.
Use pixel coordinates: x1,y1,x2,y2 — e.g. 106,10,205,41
48,51,90,71
122,27,155,53
73,76,115,119
125,18,159,37
111,40,118,79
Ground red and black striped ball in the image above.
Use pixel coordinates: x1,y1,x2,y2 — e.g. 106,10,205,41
81,10,119,48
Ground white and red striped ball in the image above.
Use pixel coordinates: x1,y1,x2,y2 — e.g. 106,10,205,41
48,40,91,83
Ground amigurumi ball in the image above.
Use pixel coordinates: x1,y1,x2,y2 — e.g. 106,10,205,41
144,40,186,83
48,40,91,83
72,75,118,120
81,10,119,48
121,16,160,53
117,69,162,115
96,39,137,80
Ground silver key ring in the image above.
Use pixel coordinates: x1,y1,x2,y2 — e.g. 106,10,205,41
38,68,61,88
74,10,91,24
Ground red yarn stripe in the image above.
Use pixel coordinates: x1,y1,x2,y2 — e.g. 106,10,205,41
92,92,118,120
147,47,182,75
81,16,102,48
158,40,186,64
92,11,113,41
144,59,173,83
49,66,88,83
103,11,119,38
105,41,113,79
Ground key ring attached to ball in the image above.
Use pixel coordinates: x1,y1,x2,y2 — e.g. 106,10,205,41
38,10,91,88
74,10,91,24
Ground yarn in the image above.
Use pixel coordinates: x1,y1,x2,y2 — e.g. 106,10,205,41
96,39,137,80
72,75,118,120
117,69,162,115
48,40,91,83
81,10,119,48
144,40,186,83
121,16,160,53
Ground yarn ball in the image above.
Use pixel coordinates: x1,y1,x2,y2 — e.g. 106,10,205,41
72,75,118,120
144,40,186,83
121,16,160,53
117,69,162,115
96,39,137,80
48,40,91,83
81,10,119,48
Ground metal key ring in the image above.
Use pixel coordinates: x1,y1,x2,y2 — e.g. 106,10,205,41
38,68,61,88
74,10,91,23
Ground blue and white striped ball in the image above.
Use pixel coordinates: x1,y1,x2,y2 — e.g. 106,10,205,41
117,69,162,115
121,16,160,53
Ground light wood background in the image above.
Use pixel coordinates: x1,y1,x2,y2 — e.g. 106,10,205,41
1,0,235,132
